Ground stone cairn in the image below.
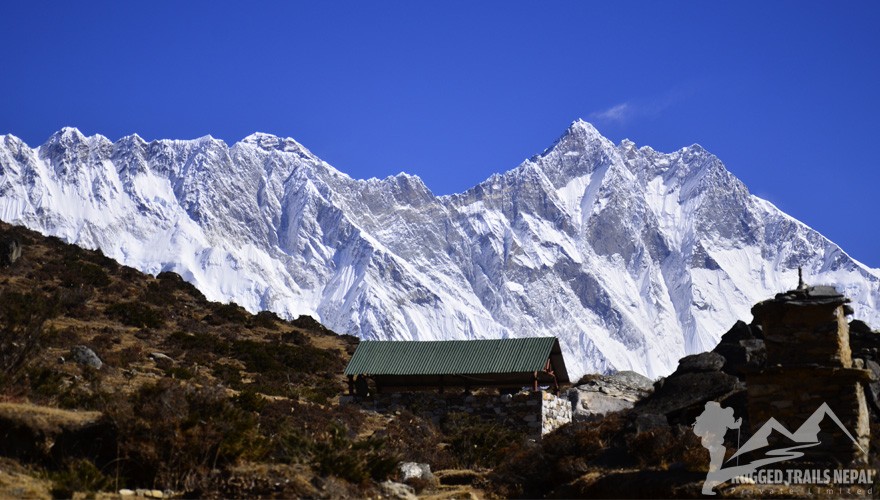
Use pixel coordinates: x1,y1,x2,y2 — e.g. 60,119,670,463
747,271,871,465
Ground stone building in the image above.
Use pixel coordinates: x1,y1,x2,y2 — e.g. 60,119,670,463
343,337,572,439
748,280,871,464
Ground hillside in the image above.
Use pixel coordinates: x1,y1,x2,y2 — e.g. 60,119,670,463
0,221,506,498
4,219,879,499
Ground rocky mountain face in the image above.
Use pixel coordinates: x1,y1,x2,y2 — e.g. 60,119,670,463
1,121,878,378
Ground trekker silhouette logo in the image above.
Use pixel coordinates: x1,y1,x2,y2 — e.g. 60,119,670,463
692,401,871,495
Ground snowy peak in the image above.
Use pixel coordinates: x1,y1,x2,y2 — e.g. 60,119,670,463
567,118,609,141
47,126,87,144
239,132,310,154
1,121,878,380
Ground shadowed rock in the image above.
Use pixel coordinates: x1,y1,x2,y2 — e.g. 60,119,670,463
0,237,22,267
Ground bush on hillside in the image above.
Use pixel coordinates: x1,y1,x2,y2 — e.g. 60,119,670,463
106,379,266,492
59,261,111,289
105,301,164,329
207,303,250,325
0,291,58,388
49,458,113,498
441,412,526,469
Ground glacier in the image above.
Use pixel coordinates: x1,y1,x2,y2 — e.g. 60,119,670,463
1,120,878,379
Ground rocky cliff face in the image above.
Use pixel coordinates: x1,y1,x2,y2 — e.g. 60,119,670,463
1,121,878,378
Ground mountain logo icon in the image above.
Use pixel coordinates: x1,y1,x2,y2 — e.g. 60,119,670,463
692,401,865,495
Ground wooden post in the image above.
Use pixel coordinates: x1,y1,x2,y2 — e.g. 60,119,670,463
347,375,354,395
533,371,539,392
545,359,559,395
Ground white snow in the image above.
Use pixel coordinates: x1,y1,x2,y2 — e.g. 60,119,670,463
1,123,879,380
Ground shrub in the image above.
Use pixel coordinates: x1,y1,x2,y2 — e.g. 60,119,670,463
626,425,706,472
288,377,343,405
0,291,58,388
441,412,526,469
105,301,164,329
165,366,195,380
229,339,344,397
310,424,398,484
49,459,113,498
233,389,268,413
0,290,59,326
281,330,307,345
382,410,453,468
59,261,111,289
28,365,68,402
252,310,280,330
82,247,119,271
102,345,145,367
211,363,243,389
291,315,335,335
157,271,206,301
107,380,267,492
168,331,227,353
208,303,250,325
232,339,341,375
54,286,95,318
143,281,176,306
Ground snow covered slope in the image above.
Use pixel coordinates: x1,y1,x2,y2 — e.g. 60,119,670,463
1,121,878,379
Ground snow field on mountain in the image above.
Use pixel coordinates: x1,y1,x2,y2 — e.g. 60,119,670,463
2,121,879,379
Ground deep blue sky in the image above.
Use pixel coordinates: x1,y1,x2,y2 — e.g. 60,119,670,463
1,2,878,267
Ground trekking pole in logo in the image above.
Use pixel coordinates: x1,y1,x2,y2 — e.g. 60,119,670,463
693,401,742,495
737,426,740,467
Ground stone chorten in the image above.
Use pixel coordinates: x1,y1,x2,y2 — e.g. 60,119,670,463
748,277,871,464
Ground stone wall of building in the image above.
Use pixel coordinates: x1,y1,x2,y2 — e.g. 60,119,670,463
541,390,573,435
355,390,571,440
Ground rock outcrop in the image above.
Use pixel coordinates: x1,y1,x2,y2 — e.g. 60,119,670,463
0,237,21,267
568,371,653,421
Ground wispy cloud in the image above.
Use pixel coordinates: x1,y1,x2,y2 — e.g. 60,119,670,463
589,102,634,124
588,81,703,127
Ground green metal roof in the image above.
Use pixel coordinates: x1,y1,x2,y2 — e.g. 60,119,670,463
344,337,568,382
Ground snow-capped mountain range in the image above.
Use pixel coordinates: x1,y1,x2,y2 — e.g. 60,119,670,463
1,120,878,379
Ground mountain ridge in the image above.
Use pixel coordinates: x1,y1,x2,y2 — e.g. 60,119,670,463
1,121,878,379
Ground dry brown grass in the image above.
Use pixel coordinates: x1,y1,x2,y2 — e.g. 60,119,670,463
0,402,102,434
0,458,51,500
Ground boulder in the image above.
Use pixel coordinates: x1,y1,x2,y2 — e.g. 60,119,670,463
569,372,653,421
850,319,873,335
676,352,724,373
398,461,433,482
634,371,744,426
570,390,634,421
712,320,767,377
0,237,22,267
609,370,653,391
379,481,417,500
70,345,102,369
